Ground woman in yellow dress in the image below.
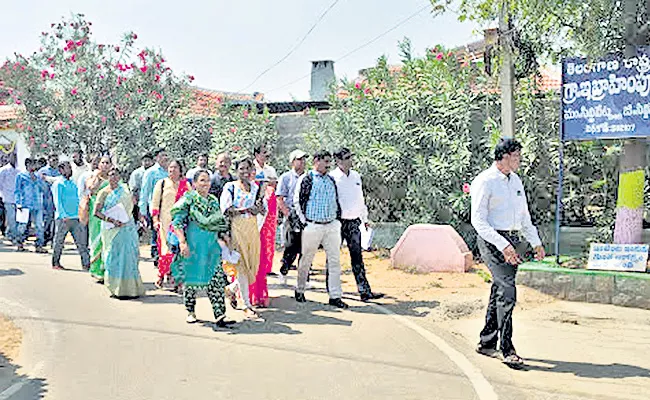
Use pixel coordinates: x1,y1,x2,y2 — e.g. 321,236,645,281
151,159,191,289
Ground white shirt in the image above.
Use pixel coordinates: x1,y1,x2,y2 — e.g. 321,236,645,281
71,162,90,186
329,167,369,223
254,160,277,181
470,164,541,252
186,166,212,182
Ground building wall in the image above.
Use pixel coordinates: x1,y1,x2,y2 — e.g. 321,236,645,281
273,111,332,172
0,128,30,170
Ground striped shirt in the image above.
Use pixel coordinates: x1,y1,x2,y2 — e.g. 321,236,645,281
293,170,338,223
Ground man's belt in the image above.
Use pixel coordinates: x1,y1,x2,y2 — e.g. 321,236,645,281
306,219,334,225
497,230,520,236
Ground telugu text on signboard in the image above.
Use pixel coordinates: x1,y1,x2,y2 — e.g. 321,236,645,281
587,243,649,272
562,47,650,140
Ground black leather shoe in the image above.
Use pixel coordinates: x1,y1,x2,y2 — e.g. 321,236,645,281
328,298,349,309
360,292,385,302
295,291,306,303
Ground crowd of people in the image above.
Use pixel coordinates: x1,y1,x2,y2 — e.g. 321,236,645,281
0,144,384,327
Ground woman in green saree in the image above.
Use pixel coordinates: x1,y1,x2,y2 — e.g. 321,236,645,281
170,170,234,327
94,167,145,298
86,155,111,281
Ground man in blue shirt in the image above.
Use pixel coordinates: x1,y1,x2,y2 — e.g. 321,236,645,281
51,161,90,270
38,153,60,247
139,148,169,265
14,158,46,253
292,150,347,309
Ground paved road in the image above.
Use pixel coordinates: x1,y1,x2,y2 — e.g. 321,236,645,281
0,242,482,400
3,240,647,400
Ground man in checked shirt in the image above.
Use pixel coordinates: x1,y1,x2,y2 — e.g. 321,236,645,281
470,138,545,367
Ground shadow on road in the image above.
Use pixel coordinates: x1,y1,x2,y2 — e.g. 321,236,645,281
0,355,47,399
0,268,24,278
524,358,650,379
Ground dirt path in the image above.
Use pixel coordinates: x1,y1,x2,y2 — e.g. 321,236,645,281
0,314,21,362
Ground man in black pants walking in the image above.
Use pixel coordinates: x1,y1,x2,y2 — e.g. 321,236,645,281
330,148,383,302
276,150,307,285
470,138,545,367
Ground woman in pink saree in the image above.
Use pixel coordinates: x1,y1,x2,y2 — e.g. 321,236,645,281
249,176,278,307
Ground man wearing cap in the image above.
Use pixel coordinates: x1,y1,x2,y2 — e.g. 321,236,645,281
330,148,384,302
471,138,545,367
276,149,307,285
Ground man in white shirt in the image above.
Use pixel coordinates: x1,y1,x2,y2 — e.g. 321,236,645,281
0,153,19,244
470,138,545,367
186,153,212,184
330,148,384,302
253,144,277,182
71,149,90,185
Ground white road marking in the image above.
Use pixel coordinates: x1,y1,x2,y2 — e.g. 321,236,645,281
367,302,499,400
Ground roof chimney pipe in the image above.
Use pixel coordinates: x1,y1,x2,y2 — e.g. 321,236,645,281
309,60,335,101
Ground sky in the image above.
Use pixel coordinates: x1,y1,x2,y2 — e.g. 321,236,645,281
1,0,481,102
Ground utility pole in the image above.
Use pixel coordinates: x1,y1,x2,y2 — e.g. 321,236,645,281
499,1,516,139
613,0,647,244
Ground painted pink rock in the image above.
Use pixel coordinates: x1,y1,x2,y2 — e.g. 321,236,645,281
390,224,473,273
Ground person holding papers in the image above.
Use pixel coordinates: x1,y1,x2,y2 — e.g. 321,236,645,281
51,161,90,271
330,148,383,302
14,158,46,253
94,167,145,299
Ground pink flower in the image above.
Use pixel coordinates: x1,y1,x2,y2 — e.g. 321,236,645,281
115,46,120,52
188,75,195,82
70,88,78,95
101,116,107,123
139,116,145,121
14,99,22,105
230,127,237,133
97,64,102,69
436,53,443,60
41,70,49,78
137,88,143,94
140,66,148,73
462,183,471,194
50,73,55,79
264,119,270,124
232,145,241,151
243,110,249,118
154,74,160,82
364,88,370,95
76,67,87,73
69,114,75,120
208,127,213,134
56,121,63,129
447,51,453,57
99,75,104,79
65,40,75,51
354,82,361,89
69,54,77,62
65,125,70,130
132,33,138,40
76,40,84,46
41,143,48,149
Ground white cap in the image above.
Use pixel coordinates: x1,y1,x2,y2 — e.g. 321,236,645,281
289,149,307,163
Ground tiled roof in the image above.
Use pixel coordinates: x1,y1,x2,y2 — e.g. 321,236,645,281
188,87,264,116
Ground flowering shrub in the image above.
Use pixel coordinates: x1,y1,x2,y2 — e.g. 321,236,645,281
0,14,191,170
209,105,277,162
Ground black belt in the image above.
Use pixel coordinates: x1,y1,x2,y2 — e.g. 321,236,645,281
307,219,334,225
497,230,520,236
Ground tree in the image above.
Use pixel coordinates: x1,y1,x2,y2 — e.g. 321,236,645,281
0,14,192,171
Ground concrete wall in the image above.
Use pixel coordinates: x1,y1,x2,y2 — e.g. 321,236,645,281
518,264,650,310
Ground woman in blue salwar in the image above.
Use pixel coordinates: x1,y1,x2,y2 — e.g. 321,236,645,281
93,167,145,299
170,169,234,327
